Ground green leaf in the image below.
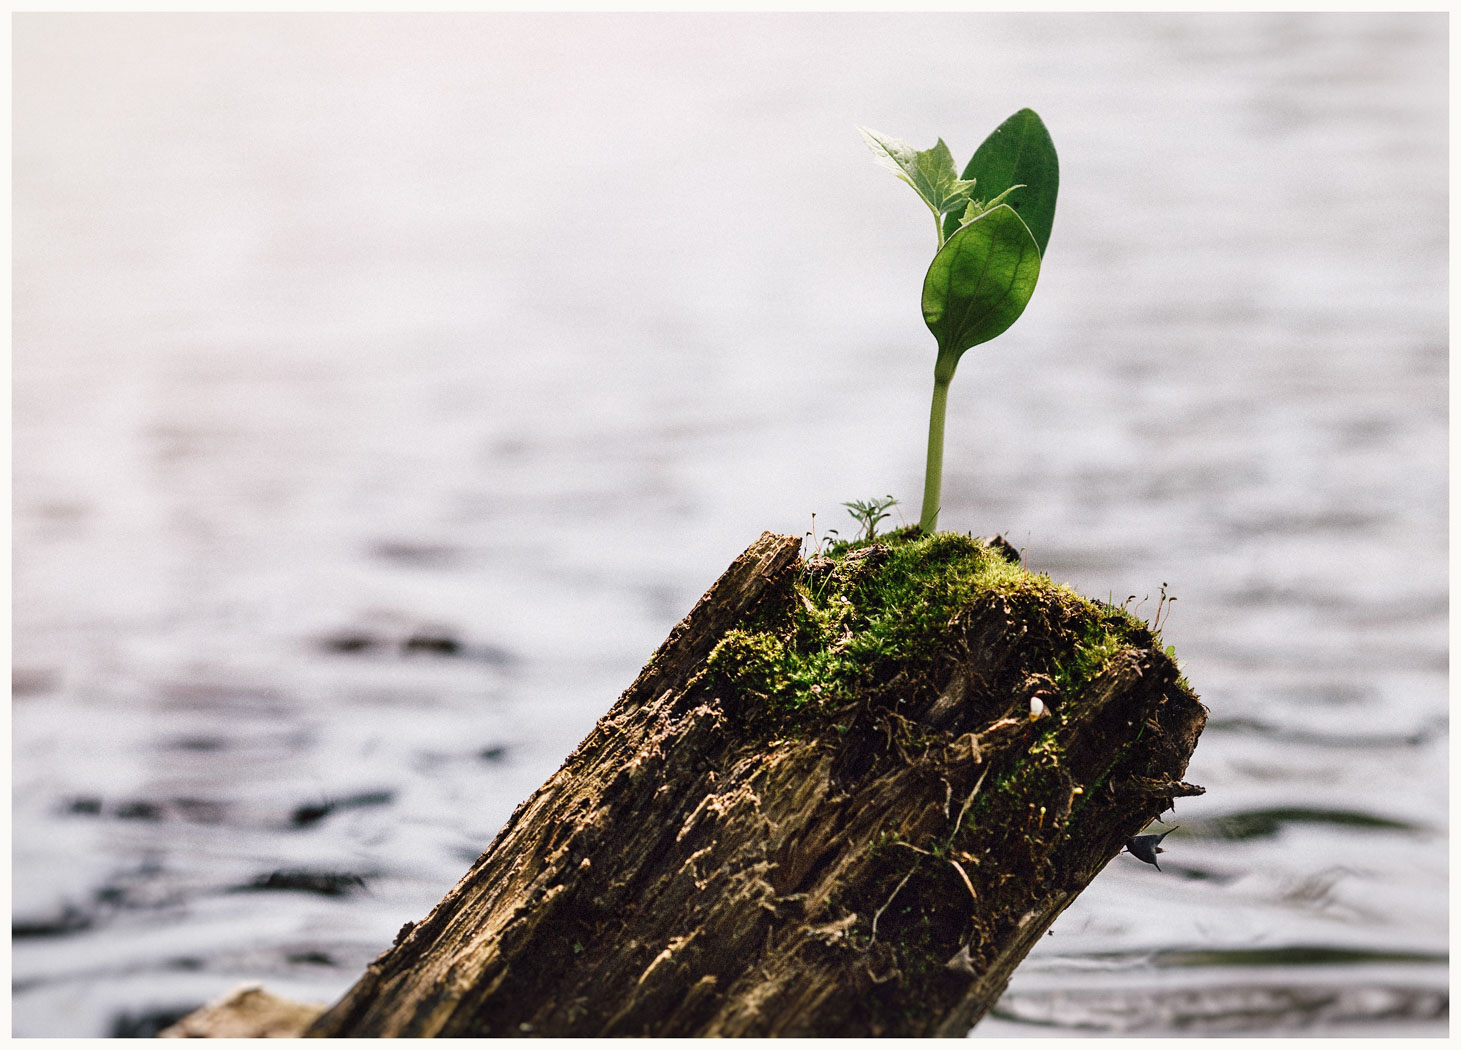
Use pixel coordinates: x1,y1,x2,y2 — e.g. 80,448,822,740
859,126,977,222
941,108,1058,255
922,204,1042,360
954,184,1024,229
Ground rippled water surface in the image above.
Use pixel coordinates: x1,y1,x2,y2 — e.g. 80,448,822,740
13,13,1447,1037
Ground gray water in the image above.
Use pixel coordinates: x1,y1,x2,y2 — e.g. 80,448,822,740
12,13,1448,1037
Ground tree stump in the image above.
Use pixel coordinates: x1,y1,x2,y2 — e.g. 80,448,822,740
306,529,1205,1038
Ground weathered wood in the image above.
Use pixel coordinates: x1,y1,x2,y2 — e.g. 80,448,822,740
305,530,1205,1038
158,985,325,1038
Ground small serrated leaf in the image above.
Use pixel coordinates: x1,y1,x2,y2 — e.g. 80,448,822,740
952,184,1027,231
860,126,977,221
981,184,1024,212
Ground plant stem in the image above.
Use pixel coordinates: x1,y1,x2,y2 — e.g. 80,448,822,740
919,352,958,534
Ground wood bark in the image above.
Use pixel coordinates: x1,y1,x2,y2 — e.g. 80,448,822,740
305,531,1205,1038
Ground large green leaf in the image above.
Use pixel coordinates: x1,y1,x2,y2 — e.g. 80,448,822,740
922,204,1042,360
941,108,1059,255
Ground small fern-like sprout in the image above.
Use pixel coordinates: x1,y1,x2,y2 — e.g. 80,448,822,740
841,495,900,542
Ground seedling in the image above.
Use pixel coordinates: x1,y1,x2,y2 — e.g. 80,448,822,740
842,495,899,542
861,110,1059,533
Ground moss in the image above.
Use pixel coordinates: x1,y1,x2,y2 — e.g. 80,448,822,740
706,527,1165,733
705,629,793,703
1050,616,1123,697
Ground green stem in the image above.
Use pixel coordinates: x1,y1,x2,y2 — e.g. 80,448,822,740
919,353,958,534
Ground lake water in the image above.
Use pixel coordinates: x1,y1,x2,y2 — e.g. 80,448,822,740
12,13,1448,1037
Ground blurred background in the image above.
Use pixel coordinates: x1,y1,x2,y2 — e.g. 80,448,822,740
12,13,1447,1037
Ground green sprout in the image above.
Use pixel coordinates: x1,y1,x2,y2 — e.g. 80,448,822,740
841,495,899,542
861,109,1059,534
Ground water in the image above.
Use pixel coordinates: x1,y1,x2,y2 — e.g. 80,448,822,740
12,13,1447,1037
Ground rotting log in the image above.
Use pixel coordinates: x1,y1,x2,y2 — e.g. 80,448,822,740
302,529,1205,1038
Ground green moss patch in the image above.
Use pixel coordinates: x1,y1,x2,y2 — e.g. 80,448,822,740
705,528,1170,732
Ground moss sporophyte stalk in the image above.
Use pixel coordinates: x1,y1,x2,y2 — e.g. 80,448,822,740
860,110,1059,534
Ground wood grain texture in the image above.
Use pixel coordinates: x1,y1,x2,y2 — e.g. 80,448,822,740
307,531,1205,1038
